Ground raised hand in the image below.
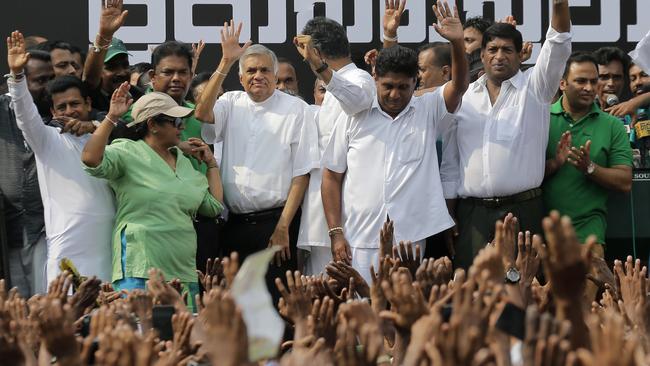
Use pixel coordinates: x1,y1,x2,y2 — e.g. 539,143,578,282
191,40,206,75
307,296,337,347
222,252,240,289
393,241,422,278
197,257,225,291
554,131,572,168
99,0,129,38
415,256,453,300
47,271,73,303
522,306,572,366
34,298,80,362
325,261,370,298
107,81,132,121
331,235,352,264
127,289,153,332
515,232,542,305
369,256,397,314
379,269,428,331
432,0,463,43
379,220,394,258
293,34,322,69
383,0,407,38
521,41,533,62
334,317,382,366
69,276,101,319
269,224,291,267
220,20,252,64
276,271,312,326
7,31,30,74
146,268,186,311
199,288,249,366
614,256,650,331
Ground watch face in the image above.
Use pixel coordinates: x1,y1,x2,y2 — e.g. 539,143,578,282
506,268,521,283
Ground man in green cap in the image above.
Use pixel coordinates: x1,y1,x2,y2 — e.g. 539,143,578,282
82,0,143,112
543,51,632,253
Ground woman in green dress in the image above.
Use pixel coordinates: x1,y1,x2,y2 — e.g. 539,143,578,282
82,82,224,302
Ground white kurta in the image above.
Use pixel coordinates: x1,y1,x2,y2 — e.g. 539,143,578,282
9,78,115,284
322,85,456,251
297,63,375,276
630,29,650,74
440,26,572,198
201,89,318,214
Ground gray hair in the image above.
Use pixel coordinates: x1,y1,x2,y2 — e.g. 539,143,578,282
238,44,279,76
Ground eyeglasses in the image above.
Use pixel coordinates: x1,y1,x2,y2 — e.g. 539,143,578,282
155,115,184,128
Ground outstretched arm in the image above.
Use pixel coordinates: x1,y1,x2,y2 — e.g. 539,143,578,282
433,0,468,112
81,82,132,167
551,0,571,33
83,0,128,89
382,0,406,49
194,20,251,123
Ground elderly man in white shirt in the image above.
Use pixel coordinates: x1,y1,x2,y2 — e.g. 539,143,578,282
195,22,317,302
321,2,468,283
441,0,572,268
293,16,376,276
6,32,115,285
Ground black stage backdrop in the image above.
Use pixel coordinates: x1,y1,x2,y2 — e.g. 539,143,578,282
1,0,646,103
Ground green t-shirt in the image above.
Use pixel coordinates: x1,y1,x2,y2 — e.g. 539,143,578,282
83,139,224,282
542,97,632,244
122,99,208,174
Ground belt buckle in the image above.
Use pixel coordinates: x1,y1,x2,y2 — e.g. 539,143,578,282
483,197,501,207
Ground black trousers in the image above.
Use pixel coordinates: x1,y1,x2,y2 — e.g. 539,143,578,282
194,215,225,274
222,207,300,307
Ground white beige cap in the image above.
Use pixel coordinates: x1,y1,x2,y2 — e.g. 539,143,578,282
127,92,194,127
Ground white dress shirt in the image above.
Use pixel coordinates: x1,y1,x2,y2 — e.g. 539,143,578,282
441,26,572,198
8,78,115,284
298,63,375,249
322,85,456,249
201,90,317,214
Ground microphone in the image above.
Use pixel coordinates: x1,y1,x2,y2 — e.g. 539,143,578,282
606,94,619,107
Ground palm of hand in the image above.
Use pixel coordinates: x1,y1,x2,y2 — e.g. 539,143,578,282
436,18,463,41
8,42,28,72
384,10,401,30
100,9,124,34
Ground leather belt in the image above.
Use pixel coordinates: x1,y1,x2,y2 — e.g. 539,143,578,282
465,188,542,208
228,207,284,225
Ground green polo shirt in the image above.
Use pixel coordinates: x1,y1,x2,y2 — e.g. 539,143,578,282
83,139,224,282
122,99,208,174
542,97,632,244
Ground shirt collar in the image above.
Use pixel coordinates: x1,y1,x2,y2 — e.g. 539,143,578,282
470,70,525,92
335,62,357,74
371,95,417,120
551,96,601,119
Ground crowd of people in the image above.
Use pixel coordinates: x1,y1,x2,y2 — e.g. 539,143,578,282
1,0,650,364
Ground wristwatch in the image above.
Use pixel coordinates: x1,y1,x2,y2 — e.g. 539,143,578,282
505,267,521,284
586,162,596,175
315,62,329,74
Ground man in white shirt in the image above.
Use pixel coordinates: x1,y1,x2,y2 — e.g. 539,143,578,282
7,32,115,284
441,0,572,268
294,16,375,276
195,22,316,301
321,3,468,283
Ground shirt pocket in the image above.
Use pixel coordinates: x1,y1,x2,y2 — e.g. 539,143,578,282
496,106,520,141
397,124,426,164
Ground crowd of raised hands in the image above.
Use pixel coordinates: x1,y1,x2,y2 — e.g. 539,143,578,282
2,212,650,366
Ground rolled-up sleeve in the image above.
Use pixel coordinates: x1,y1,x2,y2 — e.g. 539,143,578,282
321,118,349,174
197,191,224,217
200,93,231,144
528,27,572,103
325,69,375,116
82,143,124,180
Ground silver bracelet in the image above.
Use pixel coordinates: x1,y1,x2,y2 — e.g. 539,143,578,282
4,70,25,80
382,33,398,42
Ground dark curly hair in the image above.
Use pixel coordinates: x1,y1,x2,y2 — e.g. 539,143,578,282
301,17,350,59
482,23,523,53
375,46,418,79
463,16,493,33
